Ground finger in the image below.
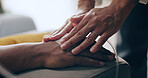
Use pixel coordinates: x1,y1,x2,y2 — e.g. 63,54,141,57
60,14,91,44
98,47,114,55
90,32,109,53
49,22,73,40
50,28,63,36
70,14,85,24
49,19,70,36
71,21,107,54
79,50,115,61
43,20,69,42
61,16,99,50
72,23,78,27
48,30,58,36
75,56,105,67
43,35,51,42
60,21,96,50
88,41,114,55
71,32,98,54
42,30,58,42
71,13,86,27
43,30,63,42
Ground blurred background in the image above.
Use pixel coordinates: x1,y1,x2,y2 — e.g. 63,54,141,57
1,0,77,31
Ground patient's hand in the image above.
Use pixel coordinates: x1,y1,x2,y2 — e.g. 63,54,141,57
0,41,114,73
40,41,115,68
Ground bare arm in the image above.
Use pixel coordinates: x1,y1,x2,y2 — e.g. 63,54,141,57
0,43,45,73
0,41,114,73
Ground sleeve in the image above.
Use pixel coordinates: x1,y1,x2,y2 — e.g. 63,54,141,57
139,0,148,4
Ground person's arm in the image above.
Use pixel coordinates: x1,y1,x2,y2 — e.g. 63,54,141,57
58,0,139,54
0,41,114,73
0,43,45,73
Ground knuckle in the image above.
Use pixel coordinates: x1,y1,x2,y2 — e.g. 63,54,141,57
78,31,83,35
87,25,95,30
72,28,78,33
63,36,70,40
76,31,83,38
86,37,94,43
92,17,98,22
65,28,70,33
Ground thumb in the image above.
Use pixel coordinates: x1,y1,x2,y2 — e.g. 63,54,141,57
70,14,85,24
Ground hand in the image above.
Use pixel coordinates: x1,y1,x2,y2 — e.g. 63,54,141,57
43,0,95,42
0,39,114,73
43,13,85,42
59,0,137,54
41,41,115,68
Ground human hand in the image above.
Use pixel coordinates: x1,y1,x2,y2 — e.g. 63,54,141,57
41,41,115,68
43,13,85,42
59,1,135,54
43,0,95,42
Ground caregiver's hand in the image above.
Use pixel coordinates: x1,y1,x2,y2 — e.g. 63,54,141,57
43,0,95,42
60,0,138,54
43,13,85,42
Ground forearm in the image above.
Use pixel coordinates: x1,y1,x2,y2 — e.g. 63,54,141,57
77,0,95,14
0,43,45,73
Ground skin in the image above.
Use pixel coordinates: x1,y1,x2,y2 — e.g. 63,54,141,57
43,0,138,54
0,41,115,73
43,0,95,42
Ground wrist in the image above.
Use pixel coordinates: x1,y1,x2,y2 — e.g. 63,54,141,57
31,43,48,68
110,0,138,8
108,0,138,18
35,42,59,68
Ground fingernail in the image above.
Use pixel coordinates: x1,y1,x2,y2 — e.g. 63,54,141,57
108,55,114,60
72,23,77,27
43,35,49,42
61,43,67,50
43,38,49,42
72,49,78,55
99,62,105,67
90,47,97,53
46,35,53,39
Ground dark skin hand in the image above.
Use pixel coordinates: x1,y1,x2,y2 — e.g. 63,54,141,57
0,41,114,73
43,0,139,54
